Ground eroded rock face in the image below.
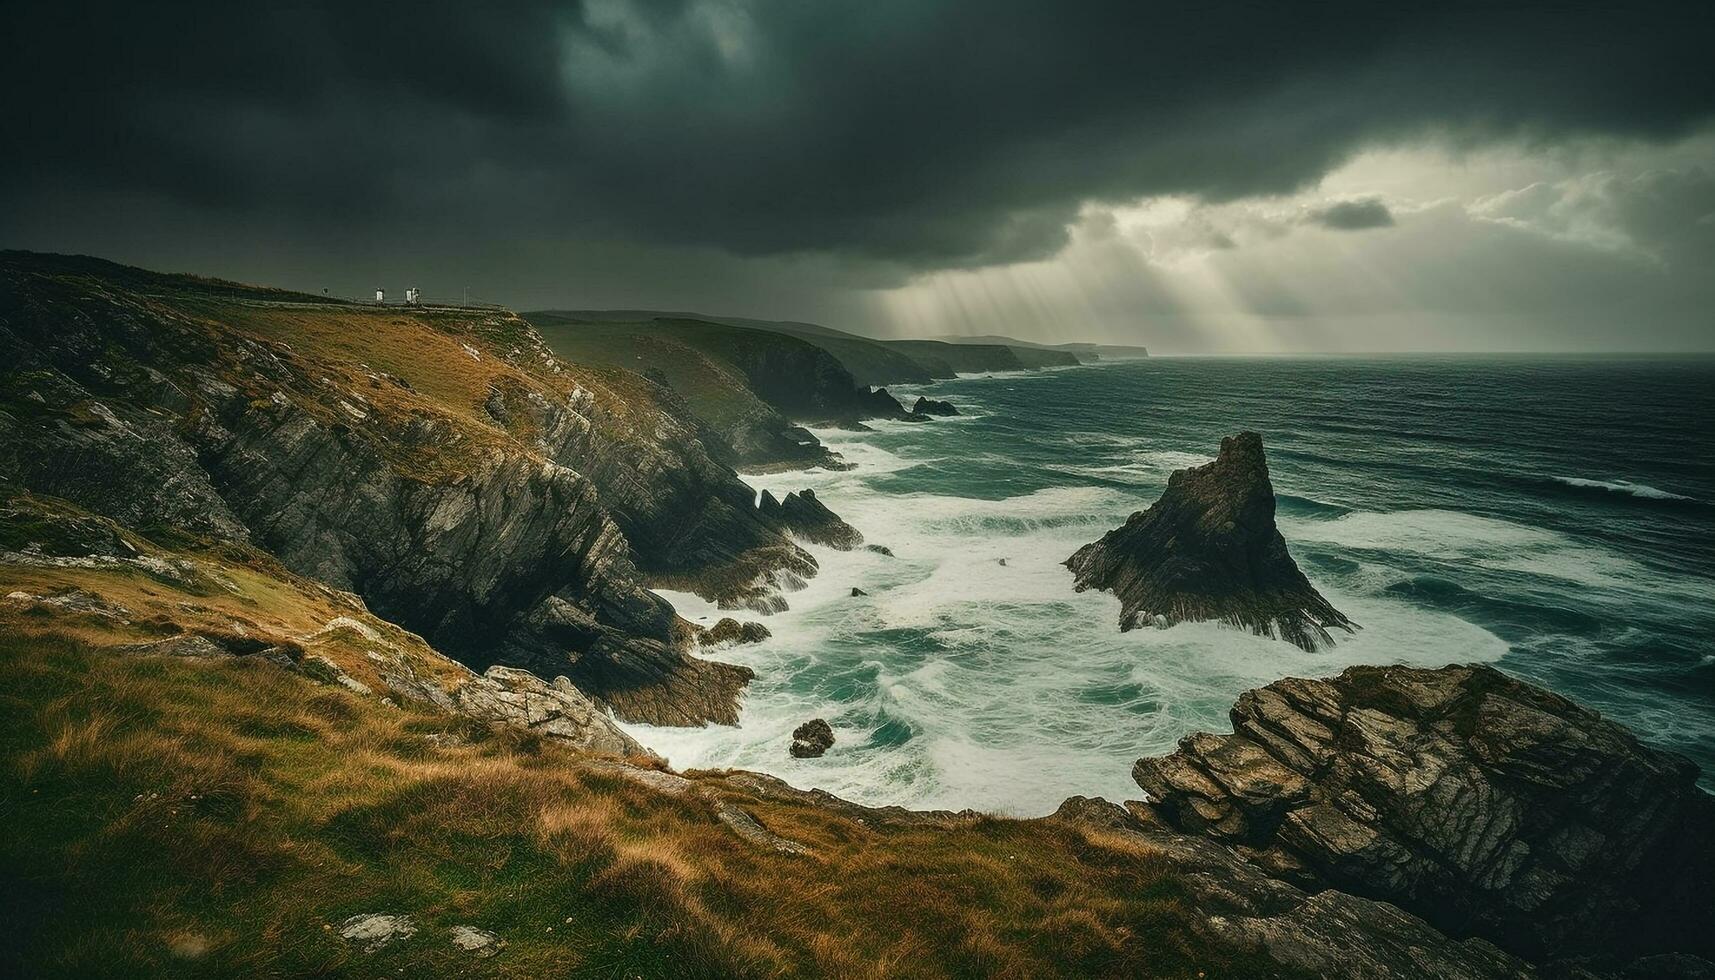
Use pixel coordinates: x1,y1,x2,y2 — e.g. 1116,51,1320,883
1065,431,1352,651
1131,663,1715,968
910,396,960,417
0,253,763,726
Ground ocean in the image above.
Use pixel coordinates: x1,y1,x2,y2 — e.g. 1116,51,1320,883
630,356,1715,815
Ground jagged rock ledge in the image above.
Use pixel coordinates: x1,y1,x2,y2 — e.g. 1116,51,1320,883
758,488,863,550
1131,662,1715,974
1065,431,1353,651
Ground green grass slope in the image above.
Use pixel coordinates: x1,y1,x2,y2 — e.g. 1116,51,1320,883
529,313,912,469
549,310,948,387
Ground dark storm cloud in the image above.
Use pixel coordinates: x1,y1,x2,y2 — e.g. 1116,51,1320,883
2,0,1712,273
1307,199,1396,230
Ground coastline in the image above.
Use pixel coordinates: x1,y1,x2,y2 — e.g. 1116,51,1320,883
628,366,1515,815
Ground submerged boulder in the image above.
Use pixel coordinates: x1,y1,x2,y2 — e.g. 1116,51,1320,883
1064,431,1352,651
1131,663,1715,970
911,396,960,417
790,718,836,758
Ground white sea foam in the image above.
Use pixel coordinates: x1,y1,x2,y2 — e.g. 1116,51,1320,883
1552,476,1696,502
1283,507,1713,599
630,458,1516,816
1043,449,1213,485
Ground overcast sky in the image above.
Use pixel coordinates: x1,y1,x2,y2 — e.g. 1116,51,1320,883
4,1,1713,352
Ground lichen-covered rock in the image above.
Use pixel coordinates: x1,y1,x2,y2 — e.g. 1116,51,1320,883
337,913,417,952
1131,663,1715,969
447,925,505,958
451,666,647,757
790,718,835,758
1065,431,1352,651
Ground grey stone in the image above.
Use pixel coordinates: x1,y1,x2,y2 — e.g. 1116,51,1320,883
448,925,505,958
451,665,648,758
337,913,417,952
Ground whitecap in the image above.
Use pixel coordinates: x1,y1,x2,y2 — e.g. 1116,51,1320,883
1551,475,1697,502
1284,507,1713,599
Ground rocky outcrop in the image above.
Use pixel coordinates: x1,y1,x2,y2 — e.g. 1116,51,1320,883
699,617,771,647
0,252,773,726
758,489,863,550
910,396,960,417
790,719,835,758
1065,432,1352,651
1131,663,1715,970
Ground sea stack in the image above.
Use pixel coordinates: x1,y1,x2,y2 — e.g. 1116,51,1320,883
911,395,960,417
1064,431,1352,651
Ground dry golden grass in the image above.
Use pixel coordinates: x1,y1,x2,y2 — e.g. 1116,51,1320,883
0,622,1298,979
0,475,1289,976
0,492,471,696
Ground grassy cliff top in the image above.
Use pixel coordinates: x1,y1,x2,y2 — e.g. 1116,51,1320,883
0,251,693,482
529,315,780,433
0,491,1287,978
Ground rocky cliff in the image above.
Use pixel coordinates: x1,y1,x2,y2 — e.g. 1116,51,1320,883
528,313,916,470
1066,432,1353,651
0,252,836,725
0,490,650,757
1132,663,1715,972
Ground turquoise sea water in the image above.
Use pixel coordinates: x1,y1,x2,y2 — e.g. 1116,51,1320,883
632,356,1715,815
